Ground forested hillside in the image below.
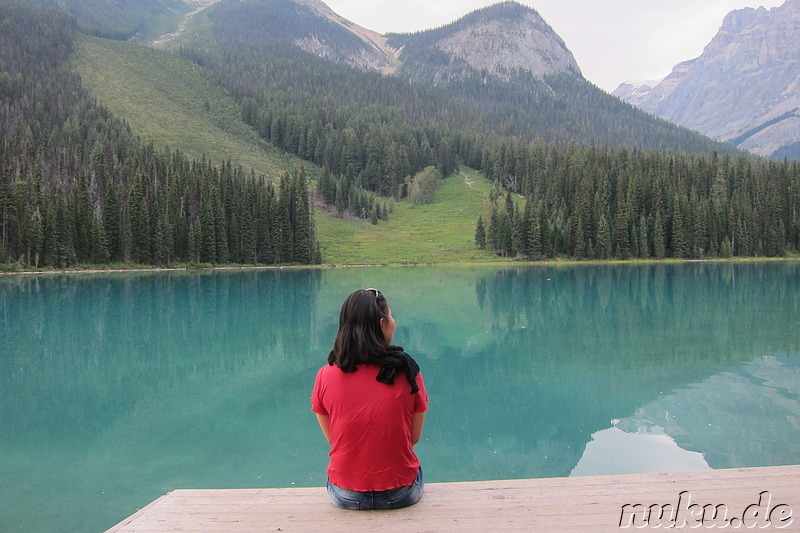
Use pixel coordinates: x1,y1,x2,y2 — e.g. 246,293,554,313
180,0,730,202
1,0,798,268
177,0,799,261
477,144,800,260
0,3,320,269
175,0,726,202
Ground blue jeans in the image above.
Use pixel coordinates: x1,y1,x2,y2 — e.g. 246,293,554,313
326,468,424,510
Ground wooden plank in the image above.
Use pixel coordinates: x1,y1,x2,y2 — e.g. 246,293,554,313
107,465,800,533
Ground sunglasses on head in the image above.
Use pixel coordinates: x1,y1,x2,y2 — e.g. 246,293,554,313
364,288,384,301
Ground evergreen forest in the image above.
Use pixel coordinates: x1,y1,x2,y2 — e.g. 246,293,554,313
0,0,799,269
0,3,320,268
186,0,731,201
476,143,799,259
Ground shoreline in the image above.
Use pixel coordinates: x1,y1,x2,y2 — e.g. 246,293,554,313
1,256,796,277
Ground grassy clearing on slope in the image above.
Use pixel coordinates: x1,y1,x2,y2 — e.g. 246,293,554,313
73,35,303,178
71,34,500,265
71,36,502,265
316,167,503,265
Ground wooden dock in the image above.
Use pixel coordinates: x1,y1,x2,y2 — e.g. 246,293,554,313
107,465,799,532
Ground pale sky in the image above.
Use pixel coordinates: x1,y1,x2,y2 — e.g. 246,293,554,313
322,0,785,91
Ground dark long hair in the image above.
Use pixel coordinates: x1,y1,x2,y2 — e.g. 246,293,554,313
328,289,402,372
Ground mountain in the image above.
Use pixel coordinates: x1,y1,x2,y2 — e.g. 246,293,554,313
386,1,581,84
613,0,800,159
269,1,580,82
291,0,401,73
3,0,798,270
0,2,321,268
612,78,665,102
197,0,728,154
0,0,735,153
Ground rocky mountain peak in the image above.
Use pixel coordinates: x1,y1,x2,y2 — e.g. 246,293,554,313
292,0,401,73
612,77,665,101
387,1,581,84
209,0,581,81
614,0,800,158
432,1,581,79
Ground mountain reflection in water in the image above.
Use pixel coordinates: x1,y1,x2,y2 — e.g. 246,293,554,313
0,262,798,532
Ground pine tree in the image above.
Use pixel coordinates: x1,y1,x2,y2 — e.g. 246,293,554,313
653,211,666,260
54,192,72,267
573,213,585,259
614,197,629,259
74,171,94,260
530,200,543,260
638,214,649,258
292,168,312,263
537,199,550,258
521,198,534,259
319,166,336,204
129,173,152,264
27,205,44,267
153,192,168,266
671,194,688,259
257,182,275,264
187,221,199,263
92,214,109,264
500,212,513,257
278,173,294,262
104,180,121,261
475,215,486,249
42,196,57,266
572,177,592,259
512,211,525,258
692,195,709,258
0,179,10,264
596,213,611,259
199,180,216,263
502,192,516,256
241,182,257,264
213,190,229,264
488,205,500,252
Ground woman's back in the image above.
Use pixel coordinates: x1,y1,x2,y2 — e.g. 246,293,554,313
311,363,427,491
312,288,428,509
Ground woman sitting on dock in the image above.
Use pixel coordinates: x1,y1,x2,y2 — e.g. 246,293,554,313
311,288,428,510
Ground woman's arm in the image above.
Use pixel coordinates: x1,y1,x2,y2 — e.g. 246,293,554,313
316,413,331,444
411,412,425,445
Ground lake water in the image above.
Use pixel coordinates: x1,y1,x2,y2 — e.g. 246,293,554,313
1,262,799,532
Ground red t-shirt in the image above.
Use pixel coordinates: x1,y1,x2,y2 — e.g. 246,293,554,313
311,363,428,491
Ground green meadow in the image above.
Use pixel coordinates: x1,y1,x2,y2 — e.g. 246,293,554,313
316,167,502,265
73,37,793,268
71,37,504,266
73,35,300,179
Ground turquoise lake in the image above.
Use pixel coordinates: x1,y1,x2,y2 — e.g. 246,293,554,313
1,262,799,532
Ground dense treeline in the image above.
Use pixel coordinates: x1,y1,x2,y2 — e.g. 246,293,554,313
317,166,389,224
181,0,730,205
3,1,797,269
476,143,800,259
0,3,320,268
182,38,461,199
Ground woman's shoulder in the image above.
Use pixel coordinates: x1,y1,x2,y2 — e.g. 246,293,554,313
316,363,338,375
